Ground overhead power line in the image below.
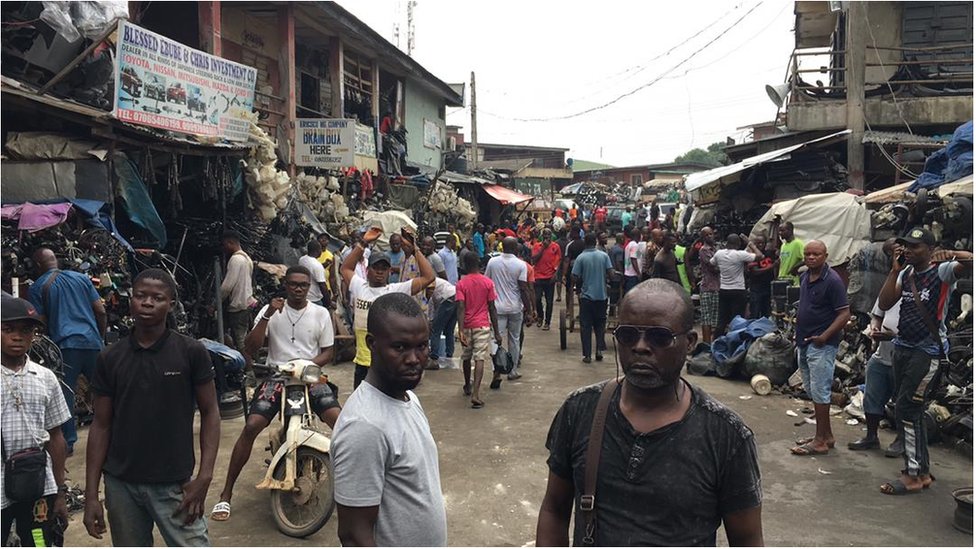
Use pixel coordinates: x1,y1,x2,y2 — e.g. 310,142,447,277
483,1,765,123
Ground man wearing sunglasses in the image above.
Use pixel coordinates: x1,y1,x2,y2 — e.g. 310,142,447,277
211,265,338,522
538,278,763,546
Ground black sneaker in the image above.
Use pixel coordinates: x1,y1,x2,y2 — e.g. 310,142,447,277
595,353,604,362
490,379,502,390
582,356,592,364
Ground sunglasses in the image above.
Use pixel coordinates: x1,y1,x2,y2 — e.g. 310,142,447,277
613,325,690,349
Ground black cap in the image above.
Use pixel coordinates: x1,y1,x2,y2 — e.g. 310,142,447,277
368,251,391,268
896,227,936,247
1,295,45,327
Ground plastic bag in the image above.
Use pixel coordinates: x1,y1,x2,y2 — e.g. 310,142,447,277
742,331,796,386
40,2,81,43
70,1,128,40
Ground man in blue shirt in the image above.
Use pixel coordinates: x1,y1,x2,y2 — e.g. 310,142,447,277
472,223,486,264
438,236,459,285
387,234,406,283
571,233,614,363
790,240,849,457
29,247,106,456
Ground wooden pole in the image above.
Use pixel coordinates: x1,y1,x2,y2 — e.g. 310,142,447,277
845,2,867,190
470,71,477,172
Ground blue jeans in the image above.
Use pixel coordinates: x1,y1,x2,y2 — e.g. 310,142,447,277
863,355,895,416
60,348,100,449
428,299,457,359
497,312,523,373
797,344,838,404
623,275,639,294
103,474,210,546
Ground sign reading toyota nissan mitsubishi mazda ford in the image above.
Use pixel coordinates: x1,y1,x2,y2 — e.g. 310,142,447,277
113,21,257,142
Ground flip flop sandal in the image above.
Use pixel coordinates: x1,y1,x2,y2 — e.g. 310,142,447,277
791,442,829,456
471,399,484,409
795,436,835,449
210,501,231,521
880,479,922,496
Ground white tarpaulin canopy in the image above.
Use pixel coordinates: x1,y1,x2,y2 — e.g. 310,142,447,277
749,192,870,266
686,130,851,195
362,210,417,250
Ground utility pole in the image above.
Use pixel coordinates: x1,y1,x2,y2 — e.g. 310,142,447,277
470,71,478,171
845,2,867,190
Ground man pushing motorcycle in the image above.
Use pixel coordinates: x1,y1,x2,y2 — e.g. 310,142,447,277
210,265,340,522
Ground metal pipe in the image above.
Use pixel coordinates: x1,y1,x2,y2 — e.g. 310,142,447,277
214,257,224,343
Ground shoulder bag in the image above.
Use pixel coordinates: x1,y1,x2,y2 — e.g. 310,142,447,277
579,377,620,546
2,429,48,503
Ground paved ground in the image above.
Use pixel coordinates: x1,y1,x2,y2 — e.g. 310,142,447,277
64,299,973,546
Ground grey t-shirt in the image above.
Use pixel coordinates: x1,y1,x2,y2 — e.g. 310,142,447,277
427,252,446,274
485,253,528,315
332,382,447,546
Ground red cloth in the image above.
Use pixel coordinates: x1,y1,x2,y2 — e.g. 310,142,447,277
380,116,394,134
533,241,562,280
455,273,497,329
525,261,536,283
568,207,578,219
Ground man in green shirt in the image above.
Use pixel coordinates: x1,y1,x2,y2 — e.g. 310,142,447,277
674,244,693,293
777,222,804,285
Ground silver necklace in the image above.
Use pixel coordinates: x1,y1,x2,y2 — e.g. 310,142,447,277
2,368,25,411
284,304,309,343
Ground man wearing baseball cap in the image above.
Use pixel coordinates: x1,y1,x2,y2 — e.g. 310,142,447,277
341,227,436,389
1,295,71,546
878,227,972,495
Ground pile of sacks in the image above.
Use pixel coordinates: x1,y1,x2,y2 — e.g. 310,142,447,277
242,121,291,222
426,181,476,225
294,172,351,224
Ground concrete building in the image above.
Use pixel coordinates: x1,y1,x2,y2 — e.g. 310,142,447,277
784,1,973,189
132,1,464,174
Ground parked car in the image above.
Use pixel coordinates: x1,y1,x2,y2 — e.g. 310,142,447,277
167,83,186,104
146,78,165,101
605,206,627,234
120,67,142,98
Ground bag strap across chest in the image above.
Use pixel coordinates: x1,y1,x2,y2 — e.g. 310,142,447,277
580,377,620,545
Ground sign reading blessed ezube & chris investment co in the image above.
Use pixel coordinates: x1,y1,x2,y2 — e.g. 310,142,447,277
295,118,356,168
113,21,257,142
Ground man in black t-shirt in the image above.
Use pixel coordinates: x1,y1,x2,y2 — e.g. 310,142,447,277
537,279,763,547
84,269,219,546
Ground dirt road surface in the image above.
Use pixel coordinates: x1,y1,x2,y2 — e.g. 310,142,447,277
64,307,972,546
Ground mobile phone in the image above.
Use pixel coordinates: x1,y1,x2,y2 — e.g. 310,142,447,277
896,254,905,265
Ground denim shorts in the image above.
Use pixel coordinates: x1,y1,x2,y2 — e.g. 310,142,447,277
797,344,838,404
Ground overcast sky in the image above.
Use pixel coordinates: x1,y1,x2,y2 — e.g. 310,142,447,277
339,0,797,167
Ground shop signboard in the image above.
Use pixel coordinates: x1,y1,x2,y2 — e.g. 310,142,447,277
113,21,257,142
295,118,356,168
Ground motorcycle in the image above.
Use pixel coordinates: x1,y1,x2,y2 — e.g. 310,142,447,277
254,359,336,538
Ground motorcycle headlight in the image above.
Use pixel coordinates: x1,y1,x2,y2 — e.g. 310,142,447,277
301,365,323,384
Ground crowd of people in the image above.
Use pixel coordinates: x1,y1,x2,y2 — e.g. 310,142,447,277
1,200,971,546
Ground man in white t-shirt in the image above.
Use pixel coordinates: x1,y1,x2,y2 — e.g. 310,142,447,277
623,227,641,294
341,227,435,389
710,234,763,336
485,237,533,383
211,264,338,522
299,239,330,308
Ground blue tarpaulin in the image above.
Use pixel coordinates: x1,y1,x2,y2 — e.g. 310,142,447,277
711,316,778,378
909,121,973,193
68,199,134,252
114,153,167,247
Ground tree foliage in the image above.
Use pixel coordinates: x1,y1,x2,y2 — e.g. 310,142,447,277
673,142,730,167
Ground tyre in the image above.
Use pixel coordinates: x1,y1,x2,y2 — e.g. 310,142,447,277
559,310,568,350
270,447,335,538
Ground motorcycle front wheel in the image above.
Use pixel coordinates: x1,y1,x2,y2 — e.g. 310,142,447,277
270,447,336,538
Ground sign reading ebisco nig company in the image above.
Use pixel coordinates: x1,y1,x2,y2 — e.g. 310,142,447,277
295,118,356,168
113,20,257,142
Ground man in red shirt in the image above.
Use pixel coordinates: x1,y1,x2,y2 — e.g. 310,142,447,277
456,253,503,408
532,228,562,330
593,204,608,233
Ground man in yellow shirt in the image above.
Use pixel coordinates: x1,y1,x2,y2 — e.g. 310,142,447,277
777,222,804,285
317,233,339,308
